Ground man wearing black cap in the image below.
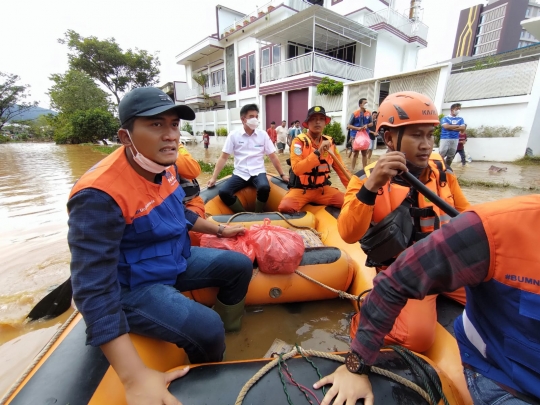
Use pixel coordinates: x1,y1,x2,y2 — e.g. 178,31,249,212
67,87,253,405
278,106,350,213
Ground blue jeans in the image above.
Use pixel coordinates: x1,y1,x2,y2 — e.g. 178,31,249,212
464,368,530,405
120,247,252,363
219,173,270,205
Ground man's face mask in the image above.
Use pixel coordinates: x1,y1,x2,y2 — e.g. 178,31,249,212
246,117,259,130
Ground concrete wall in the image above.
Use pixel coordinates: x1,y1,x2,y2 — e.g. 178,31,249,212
372,32,410,77
441,97,529,161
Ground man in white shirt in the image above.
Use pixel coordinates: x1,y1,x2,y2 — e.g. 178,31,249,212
276,120,288,154
207,104,289,213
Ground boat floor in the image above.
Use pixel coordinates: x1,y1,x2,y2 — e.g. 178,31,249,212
170,350,442,405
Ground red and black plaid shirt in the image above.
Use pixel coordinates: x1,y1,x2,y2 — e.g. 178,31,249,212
351,211,490,364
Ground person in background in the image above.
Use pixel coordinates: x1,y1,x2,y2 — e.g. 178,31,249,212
287,120,301,147
202,130,210,149
347,98,373,172
278,106,350,213
207,104,289,213
267,121,278,147
338,91,469,355
457,130,468,167
316,195,540,405
68,87,254,405
440,103,466,167
366,110,378,163
276,120,288,154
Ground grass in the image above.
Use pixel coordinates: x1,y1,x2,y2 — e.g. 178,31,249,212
513,155,540,166
458,177,539,191
90,145,121,154
197,160,234,179
458,178,510,188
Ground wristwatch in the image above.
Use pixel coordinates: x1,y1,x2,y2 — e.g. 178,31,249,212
216,224,226,238
345,351,371,375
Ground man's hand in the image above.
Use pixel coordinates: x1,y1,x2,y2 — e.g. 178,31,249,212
222,225,245,238
314,365,374,405
124,366,189,405
363,151,408,192
318,140,333,154
280,174,290,183
207,177,217,188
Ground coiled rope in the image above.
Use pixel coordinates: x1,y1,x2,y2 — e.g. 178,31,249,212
234,346,436,405
0,310,79,405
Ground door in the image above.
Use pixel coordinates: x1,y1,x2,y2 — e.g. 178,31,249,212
287,88,308,127
265,93,282,130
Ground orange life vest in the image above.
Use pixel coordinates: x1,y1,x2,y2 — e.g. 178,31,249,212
455,195,540,399
289,134,335,189
364,152,455,238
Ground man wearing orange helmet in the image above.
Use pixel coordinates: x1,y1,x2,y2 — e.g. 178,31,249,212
337,91,470,350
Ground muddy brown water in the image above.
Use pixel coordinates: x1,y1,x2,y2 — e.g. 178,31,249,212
0,141,537,395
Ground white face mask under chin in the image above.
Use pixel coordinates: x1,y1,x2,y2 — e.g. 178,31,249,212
125,130,172,174
246,117,259,130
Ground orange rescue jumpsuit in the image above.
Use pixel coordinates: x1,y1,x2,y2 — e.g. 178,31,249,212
278,133,351,213
340,153,470,352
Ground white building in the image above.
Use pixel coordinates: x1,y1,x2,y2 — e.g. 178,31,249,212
173,0,429,135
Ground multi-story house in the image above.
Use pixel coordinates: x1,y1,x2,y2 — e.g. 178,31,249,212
173,0,429,134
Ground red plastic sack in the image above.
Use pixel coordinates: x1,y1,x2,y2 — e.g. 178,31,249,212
249,219,305,274
200,232,256,262
352,129,370,151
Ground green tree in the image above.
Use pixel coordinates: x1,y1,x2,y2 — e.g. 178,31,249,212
59,30,160,105
322,120,345,145
181,122,193,134
0,71,38,131
69,108,118,144
48,69,110,115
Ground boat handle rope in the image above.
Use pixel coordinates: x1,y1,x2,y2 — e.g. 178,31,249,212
234,346,440,405
224,211,322,237
0,309,80,405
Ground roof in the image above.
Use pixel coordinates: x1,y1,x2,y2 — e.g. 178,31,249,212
252,6,377,50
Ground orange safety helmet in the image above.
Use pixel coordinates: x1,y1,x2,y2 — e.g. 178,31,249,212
376,91,440,132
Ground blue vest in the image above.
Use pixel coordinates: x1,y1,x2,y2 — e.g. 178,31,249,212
454,196,540,399
70,147,192,290
350,109,371,137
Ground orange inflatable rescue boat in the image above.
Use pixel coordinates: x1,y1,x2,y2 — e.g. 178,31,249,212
2,174,471,405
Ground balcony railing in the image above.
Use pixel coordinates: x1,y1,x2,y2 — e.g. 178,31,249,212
260,52,373,84
221,0,310,37
362,8,428,43
177,82,226,101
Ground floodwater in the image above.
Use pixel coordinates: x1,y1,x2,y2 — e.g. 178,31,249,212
0,141,538,396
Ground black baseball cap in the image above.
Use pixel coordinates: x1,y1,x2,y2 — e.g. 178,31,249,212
302,106,331,128
118,87,196,125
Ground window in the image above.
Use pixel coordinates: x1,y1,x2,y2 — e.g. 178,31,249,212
273,45,281,63
288,44,298,58
239,52,256,90
211,69,225,87
240,57,247,88
261,44,281,68
248,54,255,86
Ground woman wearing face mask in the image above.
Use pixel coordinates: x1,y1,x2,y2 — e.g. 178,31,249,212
336,92,470,356
207,104,289,213
439,103,467,167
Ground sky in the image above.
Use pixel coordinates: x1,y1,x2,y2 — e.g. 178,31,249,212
1,0,484,108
